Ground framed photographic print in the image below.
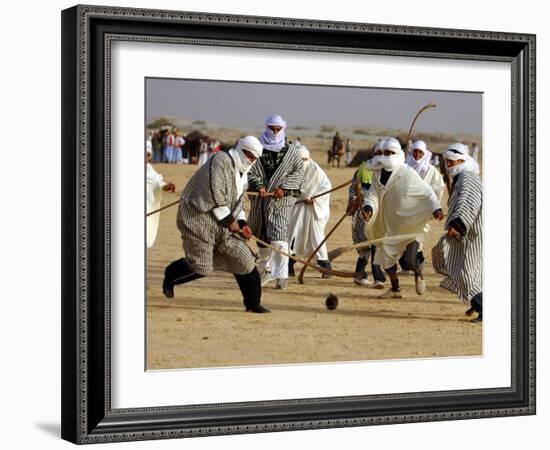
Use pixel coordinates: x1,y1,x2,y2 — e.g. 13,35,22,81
61,4,536,444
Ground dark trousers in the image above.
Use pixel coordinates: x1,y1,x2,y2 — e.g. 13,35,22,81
356,246,386,282
398,241,424,272
164,258,262,308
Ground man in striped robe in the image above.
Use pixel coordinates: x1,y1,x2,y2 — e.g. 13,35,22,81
248,114,305,290
162,136,270,313
432,143,482,321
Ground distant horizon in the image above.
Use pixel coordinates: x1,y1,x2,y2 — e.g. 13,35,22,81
146,78,482,136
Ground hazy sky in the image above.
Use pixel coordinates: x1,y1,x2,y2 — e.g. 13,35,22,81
146,78,482,135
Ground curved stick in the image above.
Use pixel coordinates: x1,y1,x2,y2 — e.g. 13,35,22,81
297,210,350,284
250,236,358,279
406,102,437,144
146,191,274,217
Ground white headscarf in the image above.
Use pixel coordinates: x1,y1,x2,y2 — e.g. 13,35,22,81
406,140,433,178
229,136,263,174
366,139,386,170
443,143,480,178
259,114,287,152
298,144,311,167
380,137,405,171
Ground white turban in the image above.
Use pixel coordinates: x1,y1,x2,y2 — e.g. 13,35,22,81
383,137,403,154
443,143,480,177
298,145,310,159
406,140,432,178
259,114,287,152
380,137,405,171
411,140,427,153
237,135,263,159
265,114,287,128
374,139,385,152
230,136,263,174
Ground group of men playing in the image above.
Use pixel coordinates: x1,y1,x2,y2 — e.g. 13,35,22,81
154,114,483,321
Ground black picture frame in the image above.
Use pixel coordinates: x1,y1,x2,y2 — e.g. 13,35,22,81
61,4,536,444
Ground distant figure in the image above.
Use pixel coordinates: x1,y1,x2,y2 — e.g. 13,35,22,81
328,131,344,168
197,138,209,167
344,138,353,166
174,131,185,164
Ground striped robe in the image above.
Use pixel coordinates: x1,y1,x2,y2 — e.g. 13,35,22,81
349,179,373,258
176,152,256,276
247,143,304,242
432,171,482,303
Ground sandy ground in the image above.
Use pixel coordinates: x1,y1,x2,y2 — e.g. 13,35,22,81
146,150,482,370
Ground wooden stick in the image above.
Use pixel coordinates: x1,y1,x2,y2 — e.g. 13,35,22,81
250,236,358,279
146,191,274,217
297,209,350,284
246,192,275,197
327,233,421,261
295,179,352,204
406,102,437,144
146,199,180,217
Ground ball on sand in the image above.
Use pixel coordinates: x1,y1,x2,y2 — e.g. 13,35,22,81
325,293,338,310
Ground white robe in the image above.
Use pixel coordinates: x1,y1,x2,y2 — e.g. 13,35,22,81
419,163,445,236
423,164,445,202
146,162,166,248
364,164,441,269
288,161,331,260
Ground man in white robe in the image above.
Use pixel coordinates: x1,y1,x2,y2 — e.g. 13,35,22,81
400,140,445,272
146,143,175,248
288,145,332,277
363,137,444,298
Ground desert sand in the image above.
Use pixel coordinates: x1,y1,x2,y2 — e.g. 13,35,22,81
146,145,481,370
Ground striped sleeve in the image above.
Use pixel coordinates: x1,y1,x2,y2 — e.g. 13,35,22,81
446,172,482,231
280,150,305,191
208,153,233,208
247,160,265,191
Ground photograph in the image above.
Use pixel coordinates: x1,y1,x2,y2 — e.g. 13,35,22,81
144,78,484,370
59,4,535,444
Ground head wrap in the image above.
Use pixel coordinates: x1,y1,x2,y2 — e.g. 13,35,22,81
443,143,480,178
406,140,433,178
259,114,287,152
230,136,263,174
298,145,310,159
380,137,405,171
297,144,311,167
